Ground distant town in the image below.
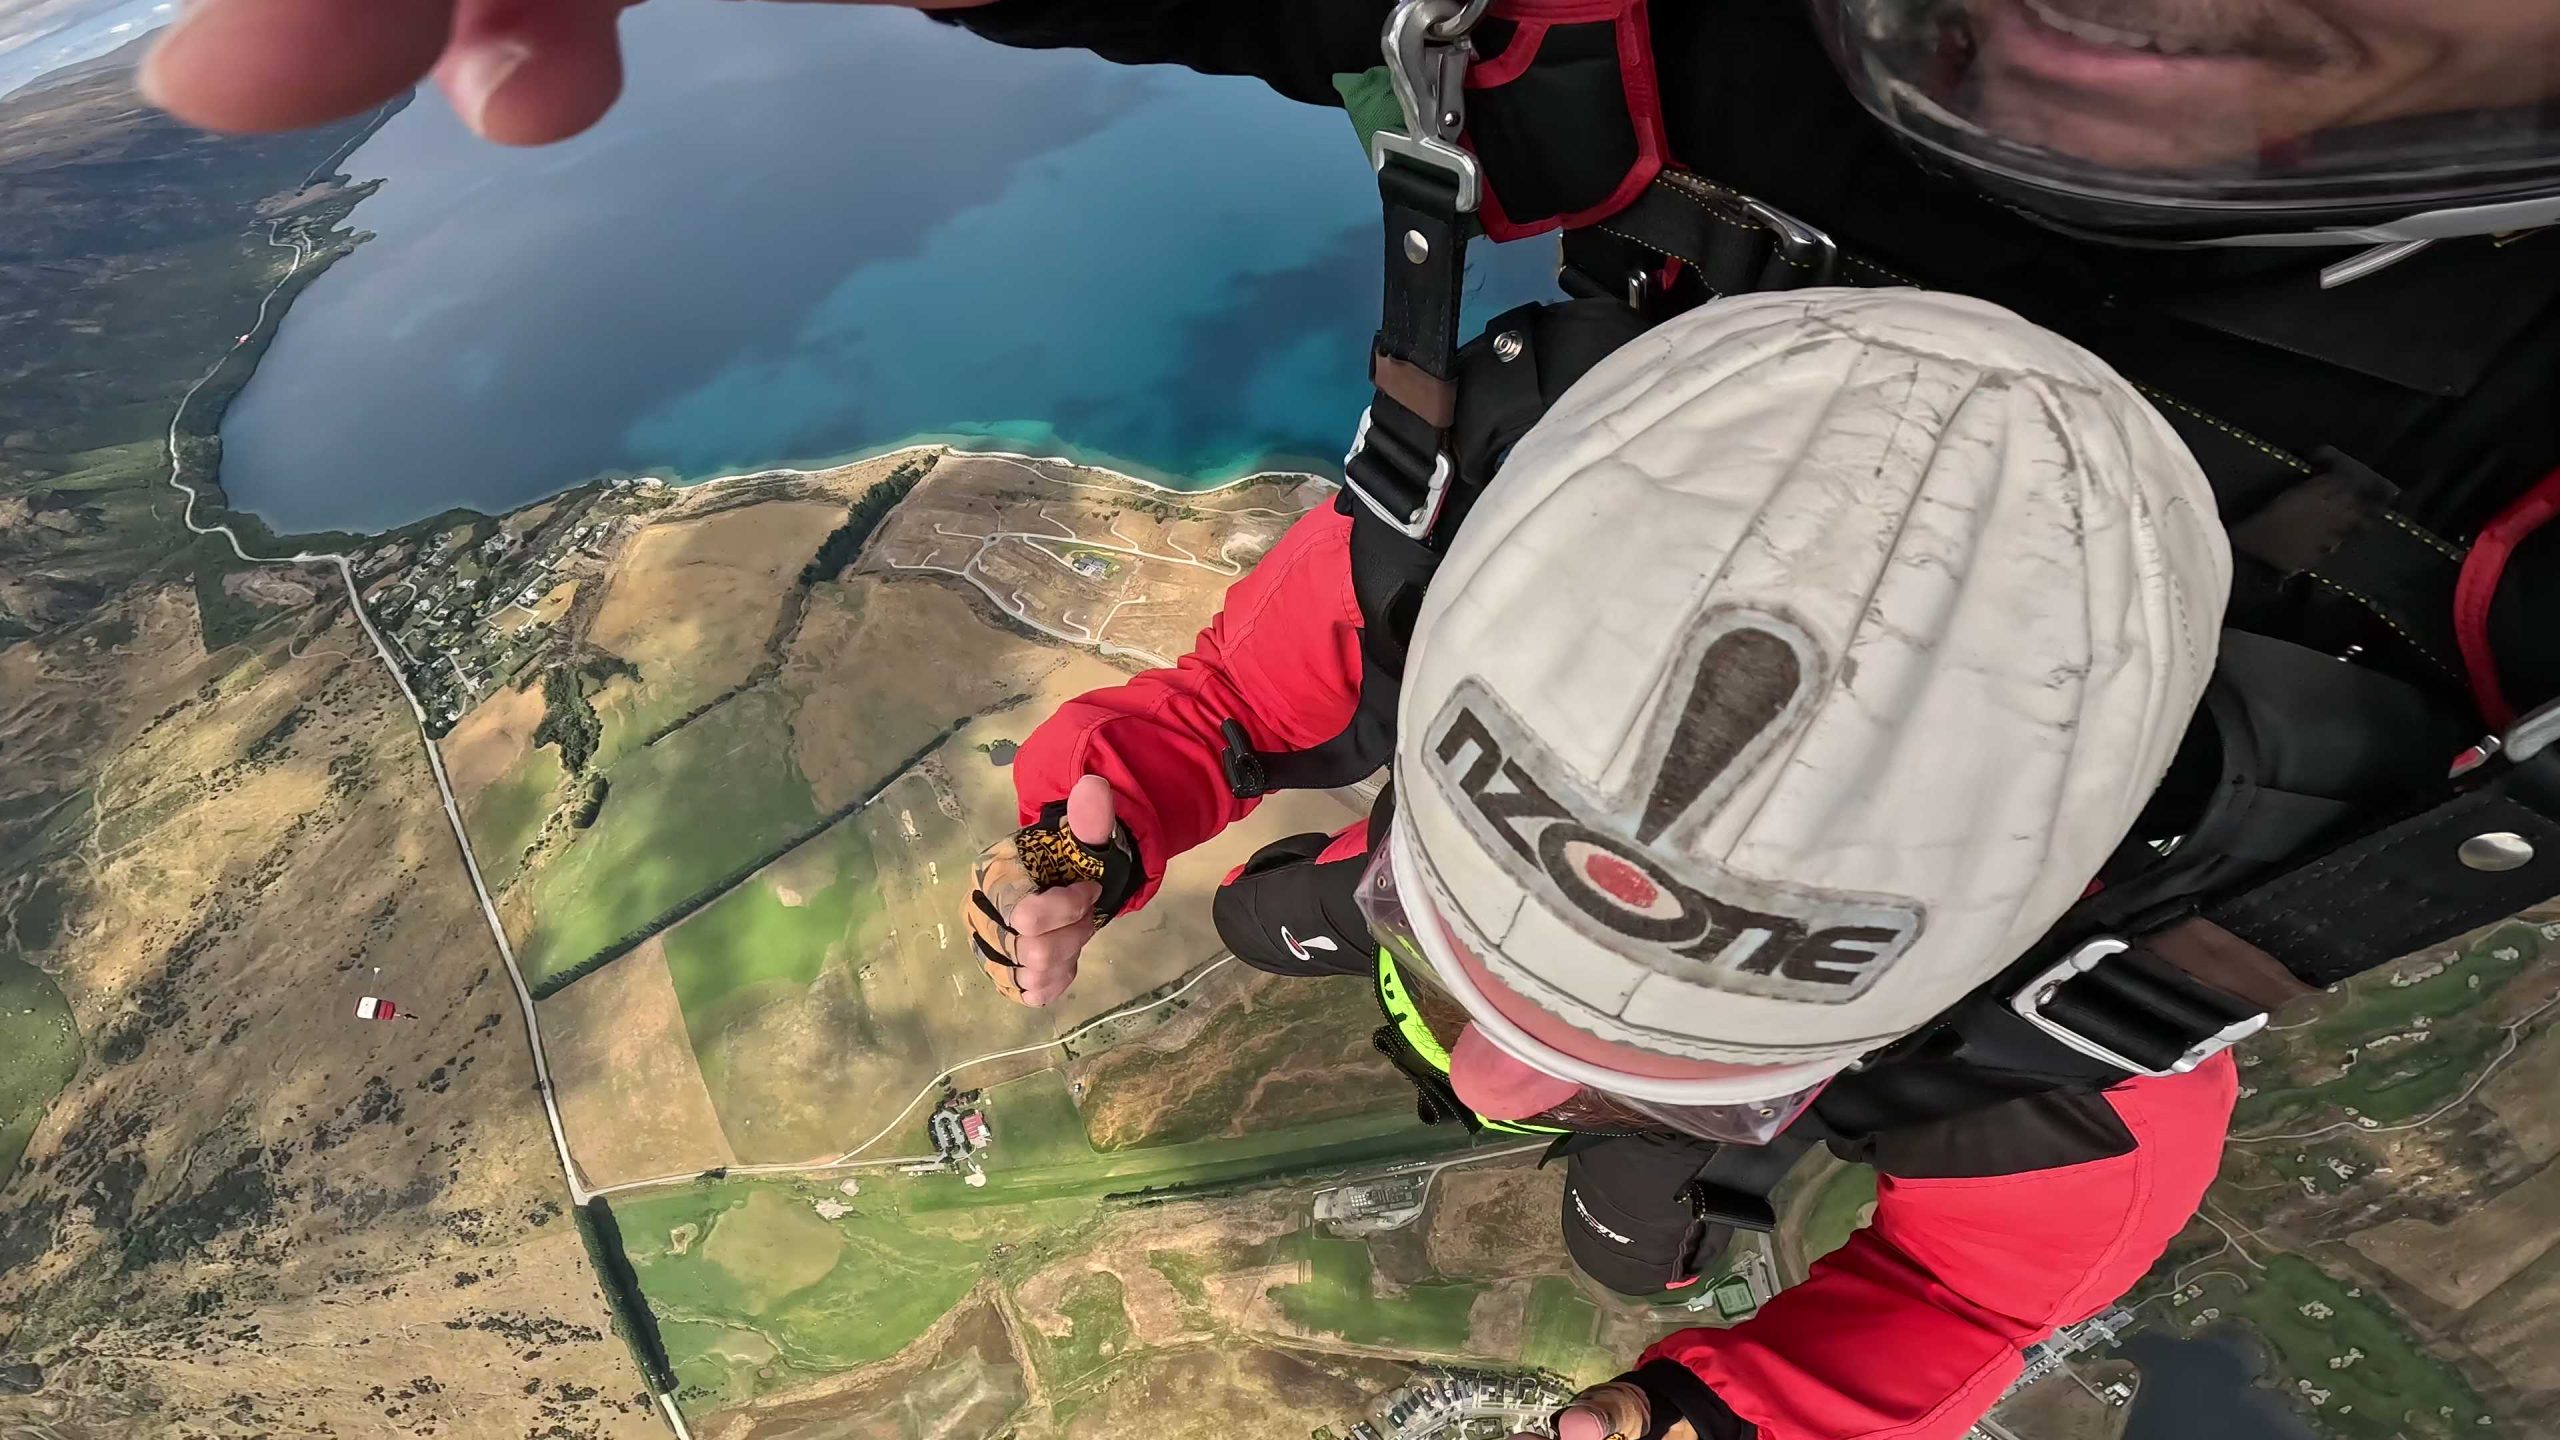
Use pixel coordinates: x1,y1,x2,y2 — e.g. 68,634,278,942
1321,1368,1582,1440
350,476,675,733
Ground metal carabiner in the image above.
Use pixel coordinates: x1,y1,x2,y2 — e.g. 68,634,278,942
1376,0,1486,211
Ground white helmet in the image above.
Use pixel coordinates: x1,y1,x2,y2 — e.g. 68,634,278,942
1366,288,2230,1139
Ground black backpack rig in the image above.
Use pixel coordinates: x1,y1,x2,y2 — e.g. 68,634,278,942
1211,0,2560,1224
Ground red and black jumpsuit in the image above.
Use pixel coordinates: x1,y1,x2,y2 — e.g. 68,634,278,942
1009,503,2235,1440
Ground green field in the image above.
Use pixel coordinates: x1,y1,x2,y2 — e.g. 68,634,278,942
1270,1232,1485,1353
659,818,885,1046
465,745,563,893
2237,920,2548,1132
1032,1270,1134,1388
620,1176,1054,1409
908,1108,1470,1212
0,953,81,1179
982,1070,1098,1171
1521,1276,1614,1385
2180,1255,2490,1440
1797,1162,1878,1267
520,687,820,984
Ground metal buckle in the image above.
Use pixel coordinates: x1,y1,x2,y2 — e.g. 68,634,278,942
2509,695,2560,765
1342,406,1454,541
1739,196,1841,287
1372,0,1483,214
2010,937,2270,1078
2450,694,2560,779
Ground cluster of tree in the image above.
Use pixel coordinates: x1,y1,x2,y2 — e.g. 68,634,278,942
798,461,930,586
531,666,603,773
572,1198,678,1395
569,774,610,829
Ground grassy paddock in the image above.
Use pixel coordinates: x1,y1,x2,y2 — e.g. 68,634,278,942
1269,1232,1485,1353
658,818,884,1048
618,1176,1006,1410
1798,1163,1878,1268
0,954,80,1180
1521,1275,1614,1385
464,746,563,893
520,688,818,985
982,1070,1097,1171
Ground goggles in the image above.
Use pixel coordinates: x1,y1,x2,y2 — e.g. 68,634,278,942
1356,826,1836,1147
1812,0,2560,244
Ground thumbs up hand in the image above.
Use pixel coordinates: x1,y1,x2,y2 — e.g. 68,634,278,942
966,776,1122,1008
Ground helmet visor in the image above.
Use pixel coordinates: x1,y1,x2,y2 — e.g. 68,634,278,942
1356,831,1830,1147
1810,0,2560,236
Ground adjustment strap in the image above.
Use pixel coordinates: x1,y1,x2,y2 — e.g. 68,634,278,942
1562,171,1844,308
1377,156,1470,386
1622,1359,1757,1440
1347,154,1473,540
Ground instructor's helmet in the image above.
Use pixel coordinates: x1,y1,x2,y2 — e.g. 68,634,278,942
1809,0,2560,243
1360,289,2230,1145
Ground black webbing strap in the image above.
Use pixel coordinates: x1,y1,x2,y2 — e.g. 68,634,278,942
2226,446,2469,682
1345,156,1473,539
2207,739,2560,986
1624,1359,1758,1440
1684,1129,1816,1234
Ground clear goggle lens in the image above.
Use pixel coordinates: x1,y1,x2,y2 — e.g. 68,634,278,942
1355,836,1827,1147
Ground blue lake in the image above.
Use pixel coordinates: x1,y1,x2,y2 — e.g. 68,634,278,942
219,0,1555,536
2118,1329,2322,1440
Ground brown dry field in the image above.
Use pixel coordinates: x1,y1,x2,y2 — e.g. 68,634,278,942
1027,1343,1414,1440
2483,1023,2560,1166
1427,1163,1571,1281
778,572,1105,811
0,589,650,1438
440,673,548,803
864,456,1325,668
585,498,843,734
2351,1157,2560,1311
2460,1239,2560,1390
1069,968,1405,1152
545,935,738,1188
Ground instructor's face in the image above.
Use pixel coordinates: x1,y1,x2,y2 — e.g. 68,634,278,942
1952,0,2560,172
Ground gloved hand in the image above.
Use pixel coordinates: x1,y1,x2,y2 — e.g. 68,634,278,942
139,0,993,148
966,775,1132,1009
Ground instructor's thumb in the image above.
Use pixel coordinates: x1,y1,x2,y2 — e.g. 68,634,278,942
1065,773,1115,847
1553,1409,1612,1440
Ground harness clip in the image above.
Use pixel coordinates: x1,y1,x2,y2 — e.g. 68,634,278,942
2011,937,2269,1078
1373,0,1485,213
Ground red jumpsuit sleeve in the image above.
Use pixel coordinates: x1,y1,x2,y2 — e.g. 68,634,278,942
1644,1054,2237,1440
1013,503,1364,912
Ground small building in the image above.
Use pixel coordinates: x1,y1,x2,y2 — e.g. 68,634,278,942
961,1112,990,1149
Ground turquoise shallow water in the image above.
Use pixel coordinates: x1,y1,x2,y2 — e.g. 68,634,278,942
218,0,1554,536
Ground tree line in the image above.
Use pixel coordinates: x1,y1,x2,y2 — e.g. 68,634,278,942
572,1198,677,1395
800,461,930,586
531,715,973,1001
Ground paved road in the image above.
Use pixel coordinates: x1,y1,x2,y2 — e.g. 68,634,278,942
163,219,692,1440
